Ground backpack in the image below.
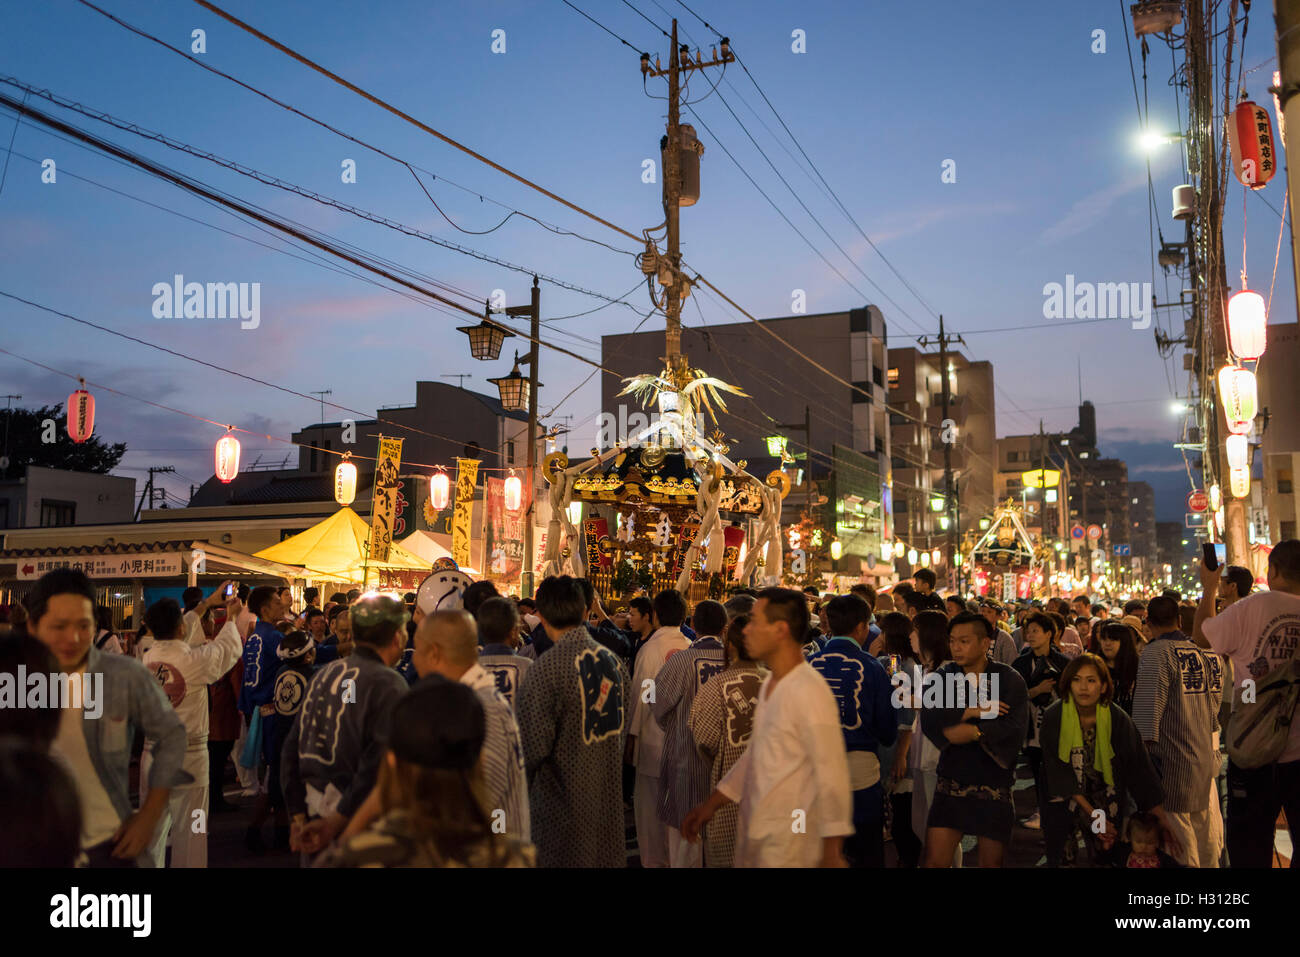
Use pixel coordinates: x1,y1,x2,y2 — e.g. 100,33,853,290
1226,659,1300,769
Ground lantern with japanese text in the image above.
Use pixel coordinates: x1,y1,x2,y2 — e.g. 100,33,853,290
1227,290,1267,360
1230,467,1251,499
429,471,450,511
504,471,522,512
1217,364,1258,434
334,456,357,506
67,380,94,444
215,431,240,483
1227,100,1277,189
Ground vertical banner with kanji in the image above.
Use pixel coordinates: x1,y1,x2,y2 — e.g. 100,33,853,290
367,437,404,564
452,458,480,569
583,517,611,570
482,476,528,589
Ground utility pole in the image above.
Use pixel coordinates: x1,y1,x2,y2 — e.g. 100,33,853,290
134,466,175,520
1,394,20,479
503,276,541,597
918,316,965,581
642,23,730,380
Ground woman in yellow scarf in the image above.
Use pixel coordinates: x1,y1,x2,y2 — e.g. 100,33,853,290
1040,653,1178,866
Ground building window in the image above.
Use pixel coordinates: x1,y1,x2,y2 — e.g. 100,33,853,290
873,366,884,387
1283,521,1297,540
1278,469,1293,494
40,499,76,527
887,368,899,390
507,441,516,465
1007,451,1019,462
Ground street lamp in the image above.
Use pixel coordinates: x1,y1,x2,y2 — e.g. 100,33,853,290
457,304,515,361
488,355,532,413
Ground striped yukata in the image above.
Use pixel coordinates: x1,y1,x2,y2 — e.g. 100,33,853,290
1131,631,1224,866
459,663,530,842
516,626,629,867
652,636,727,862
688,662,763,867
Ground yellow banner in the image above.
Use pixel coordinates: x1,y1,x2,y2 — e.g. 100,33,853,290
367,437,404,564
452,457,480,569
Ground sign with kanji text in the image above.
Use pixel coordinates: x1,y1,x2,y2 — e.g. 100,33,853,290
367,437,404,563
16,552,183,580
1187,489,1208,512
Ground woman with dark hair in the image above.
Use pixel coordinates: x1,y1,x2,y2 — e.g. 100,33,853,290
1013,611,1071,839
93,605,123,655
316,677,533,867
689,613,763,867
1094,622,1140,716
877,611,922,867
908,609,959,866
1040,653,1176,865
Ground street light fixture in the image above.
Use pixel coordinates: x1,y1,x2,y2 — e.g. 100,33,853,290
458,306,515,361
488,354,540,413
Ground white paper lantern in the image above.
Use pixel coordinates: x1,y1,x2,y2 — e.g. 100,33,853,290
1230,468,1251,498
429,471,450,511
1227,290,1267,360
1226,434,1249,471
334,458,357,506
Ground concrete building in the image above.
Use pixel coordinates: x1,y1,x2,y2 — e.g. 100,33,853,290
0,465,136,529
1257,321,1300,542
600,307,894,575
887,347,997,552
1128,481,1157,564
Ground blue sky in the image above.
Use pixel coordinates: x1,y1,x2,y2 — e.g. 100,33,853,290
0,0,1289,520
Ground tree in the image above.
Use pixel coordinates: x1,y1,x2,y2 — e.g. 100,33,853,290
0,403,127,476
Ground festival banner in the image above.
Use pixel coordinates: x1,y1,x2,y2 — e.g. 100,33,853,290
722,524,745,579
672,519,701,580
482,476,529,588
366,437,404,563
452,458,480,570
583,517,612,570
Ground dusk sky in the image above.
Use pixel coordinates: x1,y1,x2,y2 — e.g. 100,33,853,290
1,0,1290,521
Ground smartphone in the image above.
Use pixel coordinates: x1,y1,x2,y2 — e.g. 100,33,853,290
1202,541,1219,572
224,583,235,598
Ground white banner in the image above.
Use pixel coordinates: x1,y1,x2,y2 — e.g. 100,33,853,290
15,552,184,580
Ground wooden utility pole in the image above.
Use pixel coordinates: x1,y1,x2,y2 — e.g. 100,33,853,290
918,316,965,579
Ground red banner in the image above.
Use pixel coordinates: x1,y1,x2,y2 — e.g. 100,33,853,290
584,517,612,570
483,476,529,588
722,525,745,578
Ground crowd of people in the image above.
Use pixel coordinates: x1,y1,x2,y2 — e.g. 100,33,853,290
3,539,1299,869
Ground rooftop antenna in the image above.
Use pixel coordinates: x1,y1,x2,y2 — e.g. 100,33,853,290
441,374,472,389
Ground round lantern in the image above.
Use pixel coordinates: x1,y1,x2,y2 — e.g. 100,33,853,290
1227,99,1277,189
334,456,357,506
429,471,450,511
830,540,842,561
1217,364,1258,434
67,379,95,444
893,541,905,559
1226,433,1249,471
215,431,241,484
1230,467,1251,498
1227,290,1268,360
504,472,522,512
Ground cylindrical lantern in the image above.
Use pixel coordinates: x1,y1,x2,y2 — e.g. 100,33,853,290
1227,290,1268,360
504,472,522,512
1230,467,1251,498
334,457,357,506
67,379,95,444
1226,99,1277,189
907,549,918,566
830,540,842,560
893,541,905,559
429,471,450,511
1217,364,1258,433
931,548,942,565
1215,508,1225,536
1226,433,1249,471
567,500,583,525
919,551,931,567
1209,483,1222,512
215,432,240,483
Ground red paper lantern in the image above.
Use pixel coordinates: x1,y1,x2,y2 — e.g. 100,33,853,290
504,472,522,512
1227,100,1277,189
215,432,241,483
67,380,95,444
429,471,450,511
